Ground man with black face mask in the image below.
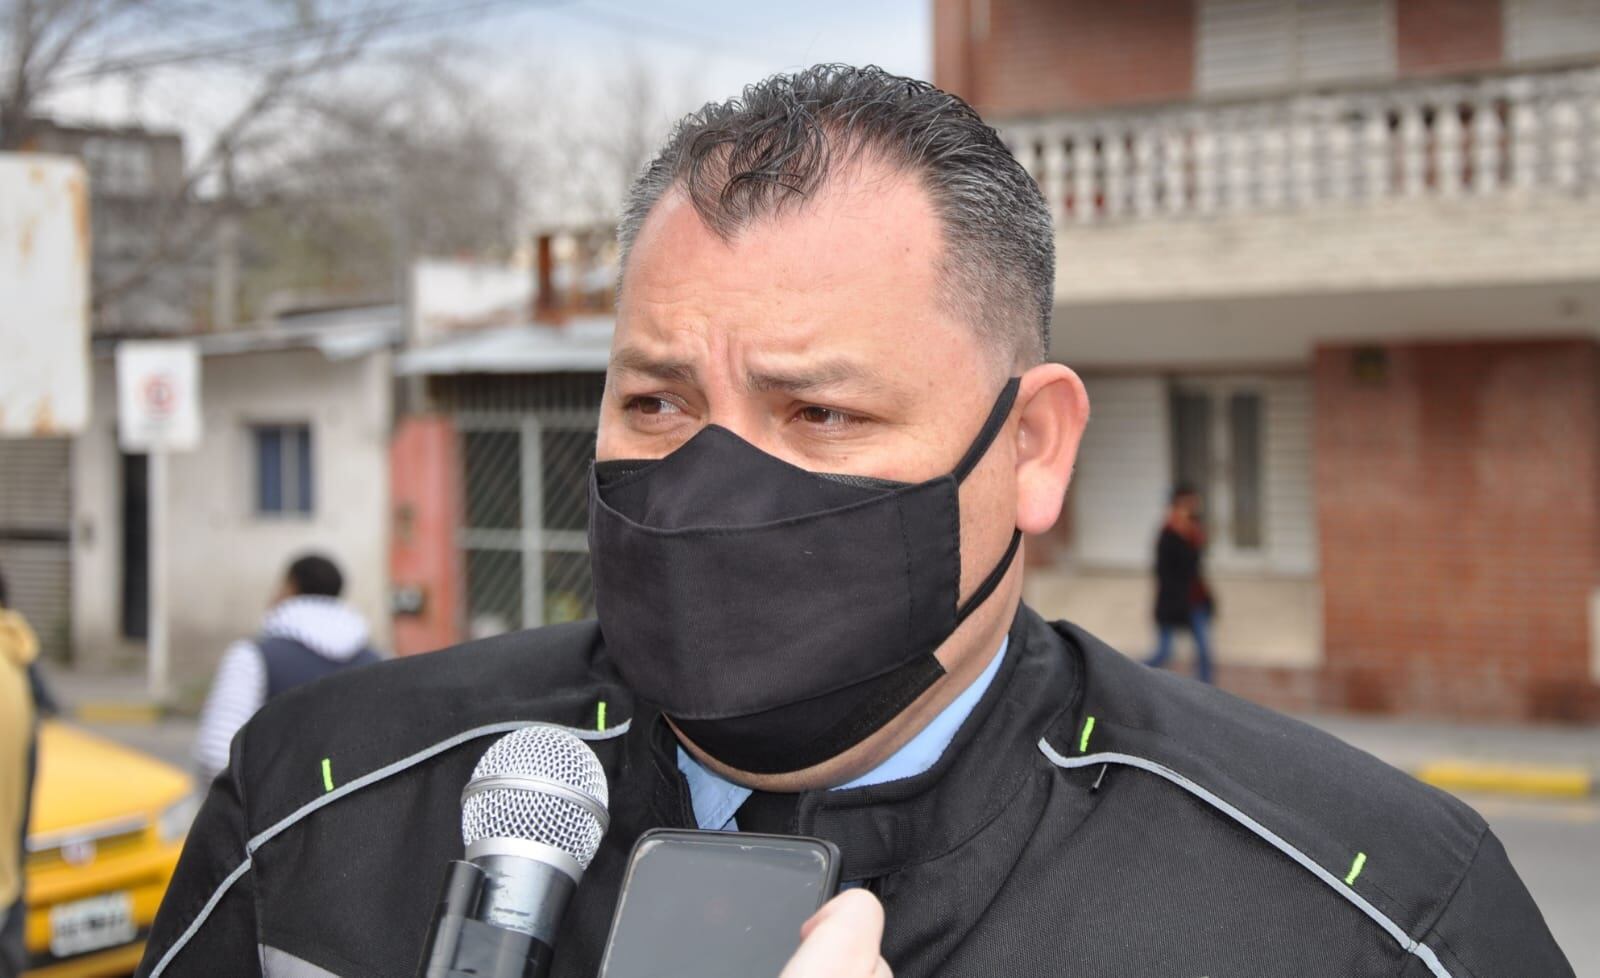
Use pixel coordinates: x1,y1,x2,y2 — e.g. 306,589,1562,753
137,65,1572,978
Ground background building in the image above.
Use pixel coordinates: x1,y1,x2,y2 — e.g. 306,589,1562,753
935,0,1600,720
0,120,197,663
389,242,614,656
68,306,397,690
2,121,399,693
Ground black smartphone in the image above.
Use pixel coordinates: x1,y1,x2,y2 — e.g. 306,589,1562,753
598,828,842,978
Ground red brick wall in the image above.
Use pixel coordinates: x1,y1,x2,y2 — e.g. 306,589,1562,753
934,0,976,108
939,1,1513,117
1397,0,1503,76
389,415,465,655
1314,339,1600,722
936,0,1195,117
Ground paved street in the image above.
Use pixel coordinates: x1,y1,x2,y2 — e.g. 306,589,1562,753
1465,793,1600,976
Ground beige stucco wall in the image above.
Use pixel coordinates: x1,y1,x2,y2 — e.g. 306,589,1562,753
1047,193,1600,371
1056,193,1600,305
71,349,391,693
1024,568,1322,670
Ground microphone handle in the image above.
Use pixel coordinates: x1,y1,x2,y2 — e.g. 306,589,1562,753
418,861,556,978
477,853,577,942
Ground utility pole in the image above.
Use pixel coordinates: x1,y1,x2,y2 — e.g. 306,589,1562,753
212,146,240,330
392,152,425,414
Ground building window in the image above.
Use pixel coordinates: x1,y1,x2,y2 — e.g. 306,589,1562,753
1169,383,1265,552
1505,0,1600,64
80,137,154,196
1197,0,1396,95
1228,392,1264,549
253,424,313,515
459,417,597,635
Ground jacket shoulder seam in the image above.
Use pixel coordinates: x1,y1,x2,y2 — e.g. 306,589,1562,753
245,719,630,854
144,856,255,978
1395,822,1491,978
1039,742,1457,978
149,720,628,977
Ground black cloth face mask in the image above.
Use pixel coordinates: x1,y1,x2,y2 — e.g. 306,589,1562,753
587,378,1022,774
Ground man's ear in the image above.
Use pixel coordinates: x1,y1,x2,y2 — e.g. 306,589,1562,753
1013,362,1089,536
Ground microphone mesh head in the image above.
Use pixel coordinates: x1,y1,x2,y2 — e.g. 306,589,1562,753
462,725,610,869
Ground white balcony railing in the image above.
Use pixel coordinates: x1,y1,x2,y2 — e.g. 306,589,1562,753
1000,65,1600,226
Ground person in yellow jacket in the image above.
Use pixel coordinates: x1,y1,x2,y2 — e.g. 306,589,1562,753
0,567,39,978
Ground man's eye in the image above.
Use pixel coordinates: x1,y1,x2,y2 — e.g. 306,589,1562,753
795,405,858,428
625,396,681,417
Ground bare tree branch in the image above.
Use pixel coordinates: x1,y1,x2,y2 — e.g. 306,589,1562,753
89,8,392,312
28,0,145,91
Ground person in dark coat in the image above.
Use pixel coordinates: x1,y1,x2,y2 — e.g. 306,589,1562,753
1147,484,1215,683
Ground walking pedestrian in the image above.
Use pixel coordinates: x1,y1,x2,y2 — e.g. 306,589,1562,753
1147,484,1216,683
192,554,380,784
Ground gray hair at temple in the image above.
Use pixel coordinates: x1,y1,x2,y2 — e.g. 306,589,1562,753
617,64,1054,368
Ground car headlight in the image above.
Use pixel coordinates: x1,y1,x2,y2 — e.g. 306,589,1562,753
156,794,201,844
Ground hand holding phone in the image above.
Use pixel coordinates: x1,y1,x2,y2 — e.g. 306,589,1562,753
598,829,841,978
780,890,892,978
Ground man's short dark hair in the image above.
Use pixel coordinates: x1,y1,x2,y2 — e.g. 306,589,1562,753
1171,484,1200,504
0,565,8,608
286,554,343,598
619,64,1054,367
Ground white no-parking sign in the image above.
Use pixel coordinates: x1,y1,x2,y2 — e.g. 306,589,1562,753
116,341,201,452
115,340,200,704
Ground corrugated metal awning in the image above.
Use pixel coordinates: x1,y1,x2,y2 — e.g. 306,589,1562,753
196,305,402,360
91,305,403,362
395,316,614,376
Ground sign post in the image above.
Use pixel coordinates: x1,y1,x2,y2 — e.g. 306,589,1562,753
116,342,201,704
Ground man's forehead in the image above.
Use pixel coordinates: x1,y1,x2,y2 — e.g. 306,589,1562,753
623,166,940,293
613,169,986,389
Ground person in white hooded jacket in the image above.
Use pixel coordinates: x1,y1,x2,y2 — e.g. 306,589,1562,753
192,554,380,784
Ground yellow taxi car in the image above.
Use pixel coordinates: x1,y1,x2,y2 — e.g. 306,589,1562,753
24,721,196,978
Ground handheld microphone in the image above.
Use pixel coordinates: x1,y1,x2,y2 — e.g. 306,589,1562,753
417,725,610,978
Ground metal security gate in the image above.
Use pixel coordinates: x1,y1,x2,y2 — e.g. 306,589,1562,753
0,437,73,660
436,374,605,638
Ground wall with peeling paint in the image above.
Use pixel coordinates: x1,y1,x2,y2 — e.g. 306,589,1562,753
0,153,90,437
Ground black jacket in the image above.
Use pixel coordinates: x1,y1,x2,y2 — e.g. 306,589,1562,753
136,607,1571,978
1155,525,1209,626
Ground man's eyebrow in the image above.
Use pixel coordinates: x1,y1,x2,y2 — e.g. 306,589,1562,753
609,347,699,386
745,359,880,395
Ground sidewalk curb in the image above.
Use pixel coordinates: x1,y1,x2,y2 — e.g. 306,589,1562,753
1412,760,1596,800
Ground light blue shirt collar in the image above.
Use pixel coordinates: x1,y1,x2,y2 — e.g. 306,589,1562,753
676,636,1010,831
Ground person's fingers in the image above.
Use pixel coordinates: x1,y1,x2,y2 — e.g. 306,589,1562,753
799,886,874,937
781,890,886,978
816,889,882,930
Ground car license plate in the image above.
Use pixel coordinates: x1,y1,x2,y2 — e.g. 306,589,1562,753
49,891,136,958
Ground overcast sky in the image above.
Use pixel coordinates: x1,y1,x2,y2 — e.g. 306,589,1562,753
532,0,932,93
42,0,932,161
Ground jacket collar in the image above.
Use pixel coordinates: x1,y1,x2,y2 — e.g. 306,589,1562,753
614,606,1084,883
